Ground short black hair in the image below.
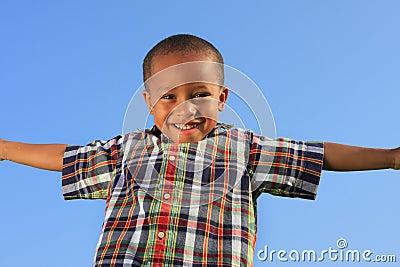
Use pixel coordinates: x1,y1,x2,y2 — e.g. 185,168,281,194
143,34,224,84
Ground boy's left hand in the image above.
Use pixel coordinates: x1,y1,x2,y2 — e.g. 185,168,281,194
391,147,400,170
323,143,400,171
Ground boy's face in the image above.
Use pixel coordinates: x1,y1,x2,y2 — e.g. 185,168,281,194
142,52,228,143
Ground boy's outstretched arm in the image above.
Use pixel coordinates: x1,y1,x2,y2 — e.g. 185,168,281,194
0,139,66,172
323,142,400,171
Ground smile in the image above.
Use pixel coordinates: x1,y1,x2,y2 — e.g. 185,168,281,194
173,123,199,130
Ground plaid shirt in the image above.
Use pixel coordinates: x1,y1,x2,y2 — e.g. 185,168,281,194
62,124,324,267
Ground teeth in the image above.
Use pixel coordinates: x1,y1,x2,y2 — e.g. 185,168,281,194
174,123,198,130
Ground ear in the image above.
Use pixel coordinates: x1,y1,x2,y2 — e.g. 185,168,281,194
142,90,154,114
218,86,229,111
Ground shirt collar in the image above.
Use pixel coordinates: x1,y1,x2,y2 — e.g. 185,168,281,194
145,123,233,140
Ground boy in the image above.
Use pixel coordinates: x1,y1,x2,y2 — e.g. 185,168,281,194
0,34,399,267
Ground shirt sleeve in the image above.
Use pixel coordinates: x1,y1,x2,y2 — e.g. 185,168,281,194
62,136,123,200
249,133,324,200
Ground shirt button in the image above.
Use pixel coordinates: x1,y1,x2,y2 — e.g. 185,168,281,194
158,231,165,239
169,155,176,161
164,193,170,200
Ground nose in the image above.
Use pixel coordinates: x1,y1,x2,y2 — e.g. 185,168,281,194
173,99,198,119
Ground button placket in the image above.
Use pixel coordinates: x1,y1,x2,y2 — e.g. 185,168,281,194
157,231,165,239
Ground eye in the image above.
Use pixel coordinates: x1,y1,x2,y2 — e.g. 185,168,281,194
161,94,175,100
194,92,210,98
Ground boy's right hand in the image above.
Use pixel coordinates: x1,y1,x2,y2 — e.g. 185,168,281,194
0,139,5,161
0,139,67,171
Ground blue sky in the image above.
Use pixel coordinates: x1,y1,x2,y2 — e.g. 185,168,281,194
0,1,399,266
